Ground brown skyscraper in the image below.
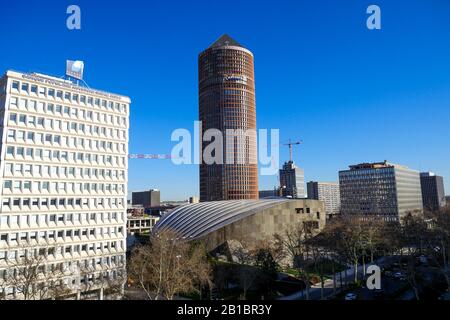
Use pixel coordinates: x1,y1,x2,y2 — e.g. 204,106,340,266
199,34,258,201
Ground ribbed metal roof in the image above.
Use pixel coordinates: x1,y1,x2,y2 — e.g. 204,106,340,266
152,198,291,240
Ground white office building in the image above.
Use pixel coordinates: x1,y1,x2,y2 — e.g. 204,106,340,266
307,181,341,217
0,70,130,299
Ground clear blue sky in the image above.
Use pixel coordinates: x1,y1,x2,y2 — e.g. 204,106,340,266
1,0,449,200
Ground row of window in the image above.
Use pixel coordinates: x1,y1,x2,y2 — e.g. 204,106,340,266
8,96,127,127
8,96,127,126
1,196,124,210
7,110,127,140
4,162,125,181
0,231,123,249
6,127,126,153
2,180,125,195
5,146,126,167
0,211,124,228
10,80,128,115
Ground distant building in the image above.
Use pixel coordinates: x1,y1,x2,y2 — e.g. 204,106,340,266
307,181,340,217
339,161,423,221
420,172,446,211
279,161,306,198
189,196,199,204
127,216,160,235
259,189,281,198
132,189,160,207
145,205,177,216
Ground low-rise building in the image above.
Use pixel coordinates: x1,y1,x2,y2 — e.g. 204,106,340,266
153,198,325,251
126,215,160,235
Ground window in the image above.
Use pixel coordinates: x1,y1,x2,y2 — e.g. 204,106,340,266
27,116,36,126
3,180,12,190
21,82,29,92
9,113,17,123
12,81,19,90
26,132,34,142
7,129,15,140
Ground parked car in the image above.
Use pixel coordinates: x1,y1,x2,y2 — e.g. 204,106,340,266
345,293,357,300
394,272,405,279
418,255,428,265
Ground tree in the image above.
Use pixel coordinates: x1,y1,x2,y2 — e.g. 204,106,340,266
424,208,450,292
127,229,211,300
0,245,71,300
274,222,315,299
400,213,429,300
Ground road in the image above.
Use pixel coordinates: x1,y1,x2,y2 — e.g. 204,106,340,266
278,258,387,300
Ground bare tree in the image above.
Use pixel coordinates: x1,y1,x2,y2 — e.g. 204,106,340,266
127,229,211,300
274,222,315,299
400,213,429,300
424,208,450,292
0,245,71,300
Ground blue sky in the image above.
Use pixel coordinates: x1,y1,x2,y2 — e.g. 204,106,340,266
1,0,449,200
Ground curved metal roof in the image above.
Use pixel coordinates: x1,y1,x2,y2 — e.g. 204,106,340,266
152,198,291,240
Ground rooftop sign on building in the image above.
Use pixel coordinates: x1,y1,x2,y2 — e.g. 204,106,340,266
66,60,84,80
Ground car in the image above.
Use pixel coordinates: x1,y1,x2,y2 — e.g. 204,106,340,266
418,255,428,264
393,272,404,279
384,271,392,277
345,293,357,300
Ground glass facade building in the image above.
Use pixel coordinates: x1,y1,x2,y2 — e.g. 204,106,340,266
339,161,423,221
420,172,446,211
198,35,258,201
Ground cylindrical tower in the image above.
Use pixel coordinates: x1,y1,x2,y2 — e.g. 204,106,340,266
198,34,258,201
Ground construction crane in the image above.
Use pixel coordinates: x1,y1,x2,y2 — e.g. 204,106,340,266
283,139,302,162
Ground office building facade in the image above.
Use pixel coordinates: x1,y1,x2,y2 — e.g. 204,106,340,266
0,70,129,299
198,34,258,201
279,161,306,198
420,172,446,211
132,189,160,208
307,181,340,217
339,161,423,221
